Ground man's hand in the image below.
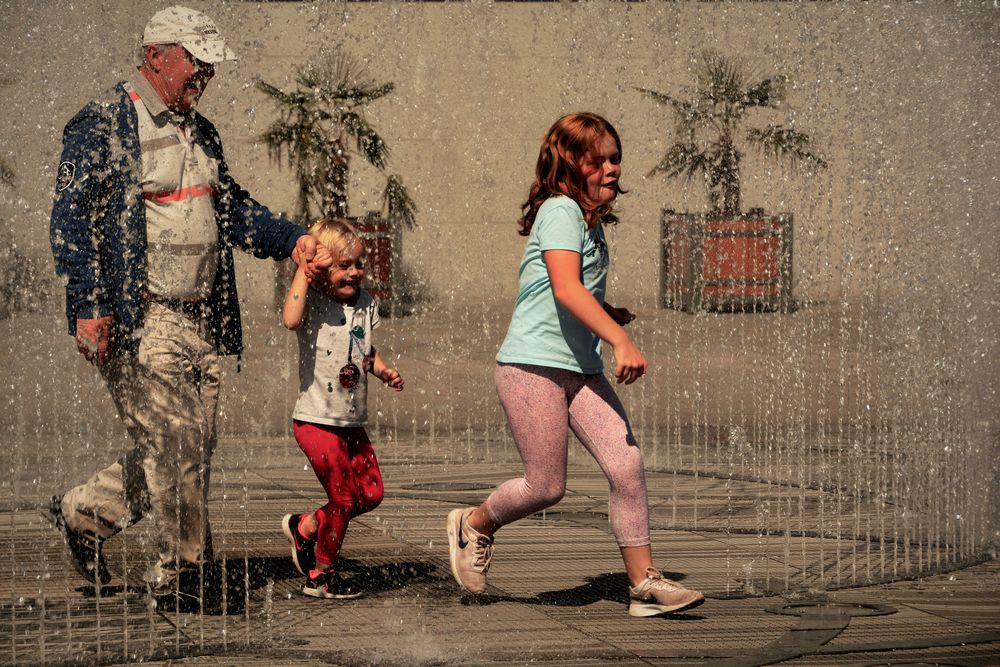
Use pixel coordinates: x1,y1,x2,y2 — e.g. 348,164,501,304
311,244,334,272
291,234,317,281
75,316,114,367
291,234,331,283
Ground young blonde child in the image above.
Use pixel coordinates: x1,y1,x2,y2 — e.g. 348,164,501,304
281,218,404,599
446,113,704,617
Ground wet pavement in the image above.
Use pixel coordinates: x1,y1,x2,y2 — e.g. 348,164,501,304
3,440,999,666
2,301,997,665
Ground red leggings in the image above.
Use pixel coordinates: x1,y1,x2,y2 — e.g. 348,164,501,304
293,421,384,568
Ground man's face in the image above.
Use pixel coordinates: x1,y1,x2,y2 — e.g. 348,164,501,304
155,45,215,113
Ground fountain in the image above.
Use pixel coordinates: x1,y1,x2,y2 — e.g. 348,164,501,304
0,1,996,664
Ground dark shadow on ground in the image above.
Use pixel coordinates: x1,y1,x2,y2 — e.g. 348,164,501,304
155,555,300,615
460,571,706,619
75,555,300,613
77,557,443,612
341,558,441,594
78,583,128,597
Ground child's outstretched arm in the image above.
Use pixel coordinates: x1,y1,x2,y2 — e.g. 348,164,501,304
282,265,310,330
372,350,405,392
283,243,334,329
544,249,647,385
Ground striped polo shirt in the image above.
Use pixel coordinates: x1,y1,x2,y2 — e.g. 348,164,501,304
127,72,219,301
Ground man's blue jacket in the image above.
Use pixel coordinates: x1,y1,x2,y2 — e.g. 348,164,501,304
50,82,304,356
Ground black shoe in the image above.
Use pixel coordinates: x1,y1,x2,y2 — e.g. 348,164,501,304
281,513,316,576
147,585,211,614
40,495,112,586
147,570,221,614
302,570,362,599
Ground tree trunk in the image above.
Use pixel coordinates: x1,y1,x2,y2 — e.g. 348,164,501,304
720,144,741,217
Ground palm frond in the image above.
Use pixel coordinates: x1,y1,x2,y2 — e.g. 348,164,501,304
743,76,788,109
259,123,298,150
635,86,680,109
341,111,390,170
260,120,332,167
335,82,395,106
696,50,746,107
649,142,710,181
296,48,395,107
746,125,828,169
254,79,305,107
637,86,713,136
382,174,417,229
297,49,357,91
677,98,716,135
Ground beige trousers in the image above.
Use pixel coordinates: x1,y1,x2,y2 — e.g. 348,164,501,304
61,302,220,589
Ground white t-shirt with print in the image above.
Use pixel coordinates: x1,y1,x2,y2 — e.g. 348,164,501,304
293,289,380,427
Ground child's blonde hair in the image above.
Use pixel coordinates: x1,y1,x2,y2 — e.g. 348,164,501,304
307,217,365,256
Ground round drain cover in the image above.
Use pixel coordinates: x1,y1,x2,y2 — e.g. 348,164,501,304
766,601,897,617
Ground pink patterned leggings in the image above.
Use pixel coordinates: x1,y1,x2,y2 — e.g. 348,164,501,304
484,363,651,547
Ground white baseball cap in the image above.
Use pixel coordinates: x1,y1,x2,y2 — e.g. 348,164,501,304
142,5,237,64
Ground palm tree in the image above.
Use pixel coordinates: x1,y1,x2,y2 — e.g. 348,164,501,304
638,50,827,217
256,47,416,228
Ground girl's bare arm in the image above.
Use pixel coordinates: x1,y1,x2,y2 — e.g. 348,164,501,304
544,249,647,384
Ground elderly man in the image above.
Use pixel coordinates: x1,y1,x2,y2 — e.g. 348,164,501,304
46,5,316,609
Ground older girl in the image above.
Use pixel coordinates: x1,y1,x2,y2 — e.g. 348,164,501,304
446,113,703,617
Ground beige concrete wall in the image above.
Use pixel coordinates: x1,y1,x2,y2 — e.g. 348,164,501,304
1,3,996,554
0,0,996,331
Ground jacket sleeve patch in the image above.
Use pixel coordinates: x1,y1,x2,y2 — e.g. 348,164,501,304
56,161,76,191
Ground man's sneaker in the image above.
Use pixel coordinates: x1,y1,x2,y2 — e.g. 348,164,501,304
628,568,704,617
446,507,494,594
281,513,316,576
146,569,224,614
40,495,112,586
147,582,202,614
302,570,363,600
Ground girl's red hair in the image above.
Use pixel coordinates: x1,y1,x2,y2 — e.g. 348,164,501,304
517,112,625,236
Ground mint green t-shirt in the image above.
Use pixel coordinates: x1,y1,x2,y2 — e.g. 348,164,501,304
496,196,609,374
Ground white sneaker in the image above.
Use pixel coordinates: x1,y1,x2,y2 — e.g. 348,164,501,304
446,508,494,594
628,568,704,617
